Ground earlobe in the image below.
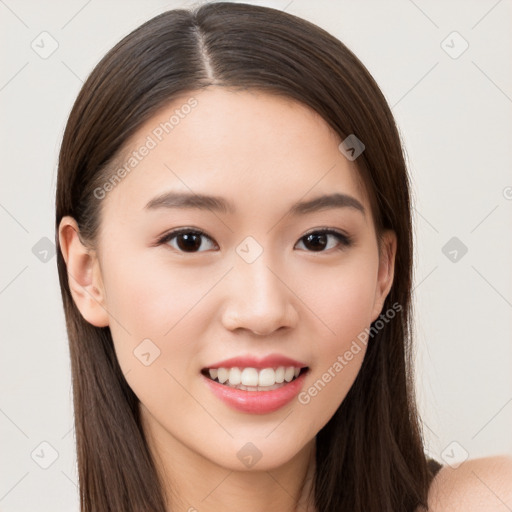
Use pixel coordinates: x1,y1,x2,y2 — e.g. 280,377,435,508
371,230,397,323
58,216,110,327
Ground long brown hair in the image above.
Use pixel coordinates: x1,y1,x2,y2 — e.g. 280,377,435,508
56,3,432,510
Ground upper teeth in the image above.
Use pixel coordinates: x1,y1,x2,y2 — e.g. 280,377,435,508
208,366,301,387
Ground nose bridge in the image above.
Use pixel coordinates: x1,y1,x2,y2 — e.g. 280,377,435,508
239,252,280,302
222,242,296,333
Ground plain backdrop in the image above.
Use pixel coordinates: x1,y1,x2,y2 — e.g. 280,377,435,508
1,0,511,510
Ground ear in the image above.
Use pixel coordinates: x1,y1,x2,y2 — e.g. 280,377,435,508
58,216,110,327
370,230,397,323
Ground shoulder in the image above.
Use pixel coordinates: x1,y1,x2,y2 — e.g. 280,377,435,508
426,455,512,511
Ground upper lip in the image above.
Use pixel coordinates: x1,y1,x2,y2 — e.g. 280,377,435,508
203,353,308,370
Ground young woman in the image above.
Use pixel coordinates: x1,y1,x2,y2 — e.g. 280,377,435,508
55,2,512,511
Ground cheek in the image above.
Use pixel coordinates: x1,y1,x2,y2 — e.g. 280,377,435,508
102,247,213,332
291,254,377,409
100,250,225,375
295,251,378,344
101,253,213,420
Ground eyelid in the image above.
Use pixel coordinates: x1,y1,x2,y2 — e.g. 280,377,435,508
156,227,217,250
295,227,353,251
300,227,350,240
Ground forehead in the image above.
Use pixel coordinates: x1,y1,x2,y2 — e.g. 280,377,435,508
100,87,371,221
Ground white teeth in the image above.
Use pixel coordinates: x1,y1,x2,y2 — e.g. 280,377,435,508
206,366,304,388
228,367,241,385
284,367,295,382
241,367,259,386
258,368,275,387
217,367,229,384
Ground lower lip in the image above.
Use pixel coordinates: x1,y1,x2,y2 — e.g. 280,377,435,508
202,370,308,414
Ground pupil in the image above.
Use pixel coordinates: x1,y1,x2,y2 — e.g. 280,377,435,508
178,233,201,252
305,233,326,251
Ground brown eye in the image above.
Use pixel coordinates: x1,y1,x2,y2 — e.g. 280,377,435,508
161,229,217,253
295,230,352,252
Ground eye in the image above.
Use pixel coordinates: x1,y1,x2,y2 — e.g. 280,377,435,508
158,228,217,253
157,227,352,254
295,229,352,252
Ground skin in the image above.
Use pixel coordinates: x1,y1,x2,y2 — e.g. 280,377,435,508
58,87,512,511
426,456,512,511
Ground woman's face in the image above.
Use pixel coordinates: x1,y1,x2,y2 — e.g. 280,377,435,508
63,87,396,471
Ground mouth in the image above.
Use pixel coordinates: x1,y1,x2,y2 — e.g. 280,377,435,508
201,366,310,392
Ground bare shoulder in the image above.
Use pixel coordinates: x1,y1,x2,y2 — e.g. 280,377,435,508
427,455,512,511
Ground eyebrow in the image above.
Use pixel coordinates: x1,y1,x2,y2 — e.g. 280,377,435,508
144,191,365,217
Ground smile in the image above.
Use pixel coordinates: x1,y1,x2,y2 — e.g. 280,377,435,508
201,366,310,414
202,366,308,391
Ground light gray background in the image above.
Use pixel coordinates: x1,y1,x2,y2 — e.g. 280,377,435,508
1,0,511,510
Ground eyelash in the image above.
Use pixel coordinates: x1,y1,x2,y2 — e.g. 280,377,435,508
156,227,353,254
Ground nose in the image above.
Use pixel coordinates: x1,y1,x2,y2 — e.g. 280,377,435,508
221,255,299,336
